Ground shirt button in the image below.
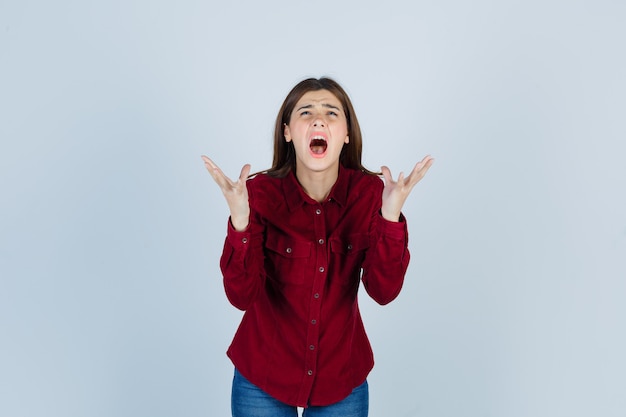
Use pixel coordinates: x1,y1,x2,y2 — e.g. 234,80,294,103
307,370,313,376
314,293,320,299
347,244,353,250
309,345,315,350
242,238,248,244
315,209,321,215
319,267,325,273
311,319,317,325
318,238,324,245
286,247,292,254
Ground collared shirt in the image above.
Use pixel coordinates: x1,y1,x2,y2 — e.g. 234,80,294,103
220,166,410,407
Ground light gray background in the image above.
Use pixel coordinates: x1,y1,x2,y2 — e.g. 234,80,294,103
1,1,625,416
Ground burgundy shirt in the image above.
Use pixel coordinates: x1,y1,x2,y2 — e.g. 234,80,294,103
220,166,410,407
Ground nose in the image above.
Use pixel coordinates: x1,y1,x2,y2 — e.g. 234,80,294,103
313,117,325,127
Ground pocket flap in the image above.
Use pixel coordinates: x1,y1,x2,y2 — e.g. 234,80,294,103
266,234,311,258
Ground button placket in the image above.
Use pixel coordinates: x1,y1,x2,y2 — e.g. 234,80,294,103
304,203,327,385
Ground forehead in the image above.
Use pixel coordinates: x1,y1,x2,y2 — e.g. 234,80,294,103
295,90,342,108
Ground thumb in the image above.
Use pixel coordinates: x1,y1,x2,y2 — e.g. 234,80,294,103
381,166,392,183
238,164,251,183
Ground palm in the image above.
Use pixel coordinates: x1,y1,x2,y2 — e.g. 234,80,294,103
202,155,251,230
381,155,434,221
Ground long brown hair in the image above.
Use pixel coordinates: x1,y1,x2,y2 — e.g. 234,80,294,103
264,77,377,178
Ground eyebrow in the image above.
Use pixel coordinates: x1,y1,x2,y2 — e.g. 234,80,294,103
296,103,342,112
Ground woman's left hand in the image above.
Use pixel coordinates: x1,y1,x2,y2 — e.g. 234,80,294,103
381,155,434,222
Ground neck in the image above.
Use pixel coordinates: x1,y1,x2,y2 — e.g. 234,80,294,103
295,165,339,203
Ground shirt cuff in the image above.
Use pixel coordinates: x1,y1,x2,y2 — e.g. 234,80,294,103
226,217,253,248
378,212,408,241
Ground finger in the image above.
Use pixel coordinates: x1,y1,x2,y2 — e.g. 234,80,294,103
201,155,215,168
406,156,435,185
405,162,423,186
416,156,435,176
201,155,236,189
380,166,393,183
201,155,223,176
413,155,432,172
201,155,227,173
238,164,251,184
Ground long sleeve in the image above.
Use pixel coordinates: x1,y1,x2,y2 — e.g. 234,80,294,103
220,209,266,311
361,209,410,305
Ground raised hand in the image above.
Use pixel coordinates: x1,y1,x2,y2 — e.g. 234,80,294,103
380,155,434,222
202,155,251,231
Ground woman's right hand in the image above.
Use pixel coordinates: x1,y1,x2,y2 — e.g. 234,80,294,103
202,155,251,231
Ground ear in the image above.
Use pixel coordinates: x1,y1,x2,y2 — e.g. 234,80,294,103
284,123,292,142
344,135,349,144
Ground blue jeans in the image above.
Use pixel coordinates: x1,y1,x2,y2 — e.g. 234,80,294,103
231,368,369,417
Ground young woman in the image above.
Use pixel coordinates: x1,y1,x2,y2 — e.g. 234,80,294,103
202,77,433,417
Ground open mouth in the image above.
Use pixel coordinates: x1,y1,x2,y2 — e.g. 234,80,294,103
309,136,328,155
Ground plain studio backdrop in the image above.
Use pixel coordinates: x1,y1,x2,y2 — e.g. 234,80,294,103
1,1,625,416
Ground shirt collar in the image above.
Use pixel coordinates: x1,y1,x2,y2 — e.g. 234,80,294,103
283,165,350,211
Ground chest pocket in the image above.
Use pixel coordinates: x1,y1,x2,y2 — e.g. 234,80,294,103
265,234,311,285
329,233,370,286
